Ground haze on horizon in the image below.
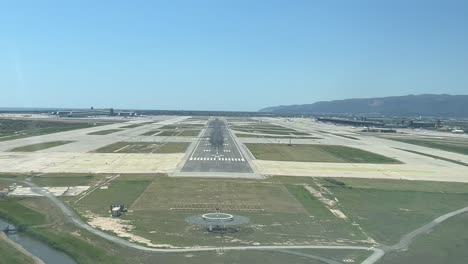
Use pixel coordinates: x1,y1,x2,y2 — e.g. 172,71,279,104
1,0,467,111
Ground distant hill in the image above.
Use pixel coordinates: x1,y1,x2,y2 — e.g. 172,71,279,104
259,94,468,117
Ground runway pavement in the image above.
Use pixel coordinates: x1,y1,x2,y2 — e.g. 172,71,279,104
180,118,253,173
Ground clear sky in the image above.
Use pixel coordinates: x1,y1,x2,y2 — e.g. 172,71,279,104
1,0,467,111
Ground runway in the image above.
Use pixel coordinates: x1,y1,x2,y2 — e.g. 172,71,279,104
181,118,253,173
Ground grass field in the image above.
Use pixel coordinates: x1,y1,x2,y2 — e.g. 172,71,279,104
154,142,190,153
75,176,154,215
120,122,154,128
318,177,468,193
31,173,97,187
133,249,369,264
131,177,305,213
159,124,205,129
236,133,321,139
380,213,468,264
395,148,468,167
3,173,468,263
245,143,401,163
9,141,74,152
87,129,123,135
157,130,180,136
314,177,468,244
67,175,365,247
234,128,310,136
140,130,158,136
92,142,189,153
177,130,201,136
385,138,468,155
185,117,210,121
0,119,110,142
231,124,293,131
0,174,372,264
144,130,201,136
297,249,371,263
0,191,371,264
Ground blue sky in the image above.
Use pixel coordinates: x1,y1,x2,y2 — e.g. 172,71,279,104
1,0,467,111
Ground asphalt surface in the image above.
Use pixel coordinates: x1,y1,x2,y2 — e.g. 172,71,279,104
181,118,253,173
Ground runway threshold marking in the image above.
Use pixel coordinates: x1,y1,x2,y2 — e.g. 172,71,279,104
190,157,246,162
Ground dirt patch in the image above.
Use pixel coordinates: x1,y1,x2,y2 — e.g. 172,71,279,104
303,184,348,220
86,213,176,248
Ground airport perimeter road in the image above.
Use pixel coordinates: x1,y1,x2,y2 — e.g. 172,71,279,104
181,118,253,173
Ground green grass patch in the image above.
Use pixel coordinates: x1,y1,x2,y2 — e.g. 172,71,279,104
140,130,158,136
145,129,201,137
131,177,305,213
245,143,401,163
395,148,468,167
31,174,96,187
0,199,47,226
119,122,153,128
9,141,74,152
92,176,367,247
177,130,201,136
75,179,152,216
386,138,468,155
275,176,468,248
0,119,111,142
231,124,294,131
92,142,189,153
155,142,189,153
234,128,310,136
380,213,468,264
321,179,468,244
157,130,180,136
284,184,335,218
318,177,468,194
27,228,123,264
159,124,205,129
297,249,372,264
87,129,122,135
0,174,19,178
236,133,321,139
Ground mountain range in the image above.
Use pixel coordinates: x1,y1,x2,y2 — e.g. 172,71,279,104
259,94,468,117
